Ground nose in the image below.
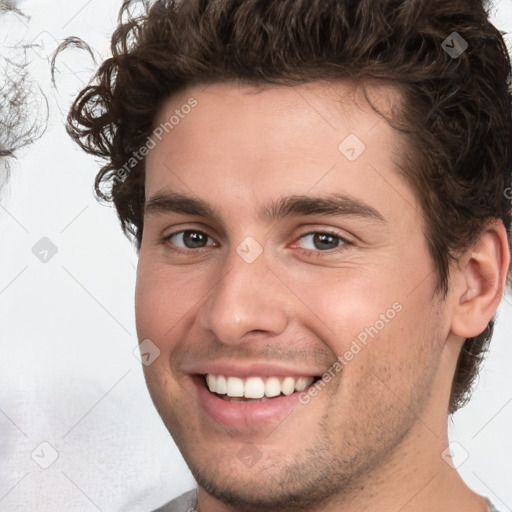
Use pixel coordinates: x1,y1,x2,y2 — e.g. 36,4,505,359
196,246,289,345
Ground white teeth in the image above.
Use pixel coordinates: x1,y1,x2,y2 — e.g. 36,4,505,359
294,377,311,391
216,375,227,394
206,374,316,399
264,377,281,398
281,376,295,396
207,374,215,392
226,377,244,397
245,377,265,399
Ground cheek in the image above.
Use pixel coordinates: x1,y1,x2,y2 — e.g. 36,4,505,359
135,259,180,353
286,267,404,348
135,258,216,354
291,262,439,382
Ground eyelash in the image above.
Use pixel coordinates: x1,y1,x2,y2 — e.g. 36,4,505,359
161,229,351,257
294,230,351,257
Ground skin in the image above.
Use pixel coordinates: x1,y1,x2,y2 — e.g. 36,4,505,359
135,81,509,512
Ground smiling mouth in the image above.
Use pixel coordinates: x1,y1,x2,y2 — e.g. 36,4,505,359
202,374,321,402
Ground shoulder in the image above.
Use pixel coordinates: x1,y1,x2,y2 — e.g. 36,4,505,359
151,489,197,512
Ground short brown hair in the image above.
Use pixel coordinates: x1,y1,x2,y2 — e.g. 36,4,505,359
67,0,512,413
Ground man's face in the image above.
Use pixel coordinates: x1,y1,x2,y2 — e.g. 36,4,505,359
136,82,452,508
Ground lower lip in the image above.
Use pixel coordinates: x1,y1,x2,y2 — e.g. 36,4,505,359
192,376,309,427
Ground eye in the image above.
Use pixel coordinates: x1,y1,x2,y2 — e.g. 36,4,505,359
297,231,347,252
165,230,215,251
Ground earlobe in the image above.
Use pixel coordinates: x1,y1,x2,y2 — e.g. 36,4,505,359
450,220,510,339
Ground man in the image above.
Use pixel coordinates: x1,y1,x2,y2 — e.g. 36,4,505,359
67,0,511,510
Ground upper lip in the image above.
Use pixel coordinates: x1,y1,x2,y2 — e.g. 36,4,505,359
185,361,324,378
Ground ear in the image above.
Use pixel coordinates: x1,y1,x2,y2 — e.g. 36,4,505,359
450,220,511,339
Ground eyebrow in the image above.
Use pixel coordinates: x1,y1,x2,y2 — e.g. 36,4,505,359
144,192,386,224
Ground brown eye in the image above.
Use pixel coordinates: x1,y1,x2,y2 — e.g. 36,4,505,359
182,231,208,248
166,230,212,249
299,232,345,251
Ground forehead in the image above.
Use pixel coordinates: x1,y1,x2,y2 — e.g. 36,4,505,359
145,80,414,221
152,80,400,146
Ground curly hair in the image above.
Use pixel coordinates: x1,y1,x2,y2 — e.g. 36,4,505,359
67,0,512,414
1,2,46,176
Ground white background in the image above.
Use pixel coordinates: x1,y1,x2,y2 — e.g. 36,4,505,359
0,1,511,511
